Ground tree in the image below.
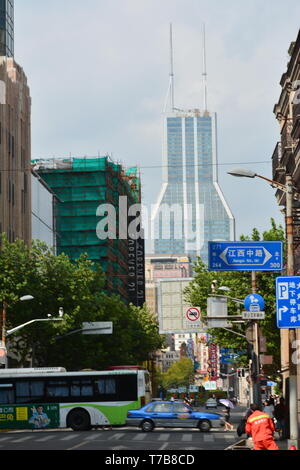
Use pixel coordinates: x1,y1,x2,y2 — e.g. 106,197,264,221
184,218,284,376
0,235,164,369
161,357,194,390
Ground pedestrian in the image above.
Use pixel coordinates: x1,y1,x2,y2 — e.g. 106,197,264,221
263,399,274,419
269,395,275,406
224,406,234,431
273,397,288,440
245,403,279,450
184,396,191,406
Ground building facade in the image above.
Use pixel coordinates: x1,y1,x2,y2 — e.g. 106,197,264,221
272,28,300,422
31,171,56,250
33,157,144,304
0,57,31,243
151,109,235,264
0,0,14,57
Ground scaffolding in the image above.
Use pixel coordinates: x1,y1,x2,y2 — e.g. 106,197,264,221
33,157,141,301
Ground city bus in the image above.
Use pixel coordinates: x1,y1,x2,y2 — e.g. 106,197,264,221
0,366,152,431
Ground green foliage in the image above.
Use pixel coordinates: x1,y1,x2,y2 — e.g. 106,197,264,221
0,235,164,370
161,357,194,389
185,219,284,376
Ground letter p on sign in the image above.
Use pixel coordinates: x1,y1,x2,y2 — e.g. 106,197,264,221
278,282,289,299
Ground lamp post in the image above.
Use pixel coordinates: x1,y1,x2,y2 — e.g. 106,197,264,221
1,295,34,345
1,295,35,368
227,167,299,446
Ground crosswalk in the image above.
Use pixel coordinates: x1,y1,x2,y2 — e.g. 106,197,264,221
0,430,238,449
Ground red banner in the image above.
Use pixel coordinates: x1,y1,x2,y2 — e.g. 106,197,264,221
208,343,218,380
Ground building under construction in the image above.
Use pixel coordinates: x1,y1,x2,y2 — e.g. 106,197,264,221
33,156,145,305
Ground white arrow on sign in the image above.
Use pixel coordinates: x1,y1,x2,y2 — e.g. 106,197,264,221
278,306,289,321
220,246,273,265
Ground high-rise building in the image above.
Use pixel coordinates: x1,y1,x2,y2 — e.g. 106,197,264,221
151,26,234,263
0,0,14,57
33,157,145,305
0,57,31,243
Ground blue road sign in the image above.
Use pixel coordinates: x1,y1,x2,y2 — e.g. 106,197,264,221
208,241,283,271
276,276,300,328
220,348,241,364
244,294,265,312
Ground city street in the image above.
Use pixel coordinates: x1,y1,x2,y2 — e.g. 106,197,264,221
0,406,246,451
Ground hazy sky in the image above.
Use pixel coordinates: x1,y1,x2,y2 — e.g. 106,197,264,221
15,0,300,247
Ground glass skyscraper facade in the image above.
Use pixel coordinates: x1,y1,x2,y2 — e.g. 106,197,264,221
0,0,14,57
151,109,235,264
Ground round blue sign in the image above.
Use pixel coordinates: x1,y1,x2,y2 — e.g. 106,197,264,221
244,293,265,312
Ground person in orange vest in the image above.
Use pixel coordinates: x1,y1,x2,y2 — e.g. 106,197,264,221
245,403,279,450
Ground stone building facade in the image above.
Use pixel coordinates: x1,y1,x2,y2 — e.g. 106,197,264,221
0,57,31,244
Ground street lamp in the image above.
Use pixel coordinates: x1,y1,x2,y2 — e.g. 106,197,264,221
1,295,34,345
227,167,299,446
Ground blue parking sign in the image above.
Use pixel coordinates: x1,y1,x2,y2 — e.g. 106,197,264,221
276,276,300,328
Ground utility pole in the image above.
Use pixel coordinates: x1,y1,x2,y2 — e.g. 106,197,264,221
251,271,261,407
285,174,299,446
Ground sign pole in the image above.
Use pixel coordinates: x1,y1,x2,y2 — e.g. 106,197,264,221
250,271,261,407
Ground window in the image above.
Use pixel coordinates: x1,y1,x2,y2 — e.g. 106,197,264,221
173,403,190,413
46,380,69,398
70,380,93,397
96,378,116,395
15,381,44,403
0,384,14,404
153,403,173,413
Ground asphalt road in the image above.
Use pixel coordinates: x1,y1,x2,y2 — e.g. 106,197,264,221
0,426,242,451
0,406,247,452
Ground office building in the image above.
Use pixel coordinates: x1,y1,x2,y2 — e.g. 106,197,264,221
151,26,234,263
0,57,31,243
0,0,14,57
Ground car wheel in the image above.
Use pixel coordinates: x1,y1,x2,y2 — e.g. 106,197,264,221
141,419,154,432
199,419,211,432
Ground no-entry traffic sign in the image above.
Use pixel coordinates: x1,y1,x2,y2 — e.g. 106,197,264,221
186,307,201,322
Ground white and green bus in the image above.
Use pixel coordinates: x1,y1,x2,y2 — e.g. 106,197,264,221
0,366,152,431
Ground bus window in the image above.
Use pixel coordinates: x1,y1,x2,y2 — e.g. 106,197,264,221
15,381,44,403
46,380,69,398
0,384,14,404
70,379,93,397
96,378,116,395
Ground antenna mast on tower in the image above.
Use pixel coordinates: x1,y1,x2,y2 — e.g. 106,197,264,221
169,22,175,111
202,23,208,111
164,23,175,112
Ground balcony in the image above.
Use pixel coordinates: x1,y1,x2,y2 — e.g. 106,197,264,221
272,142,282,182
291,102,300,140
280,118,295,173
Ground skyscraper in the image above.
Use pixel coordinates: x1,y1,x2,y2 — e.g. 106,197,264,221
151,25,235,263
0,0,14,57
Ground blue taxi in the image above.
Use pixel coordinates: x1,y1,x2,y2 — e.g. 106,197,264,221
126,400,223,432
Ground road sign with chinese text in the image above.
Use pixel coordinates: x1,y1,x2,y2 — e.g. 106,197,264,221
242,311,265,320
276,276,300,328
208,241,283,271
